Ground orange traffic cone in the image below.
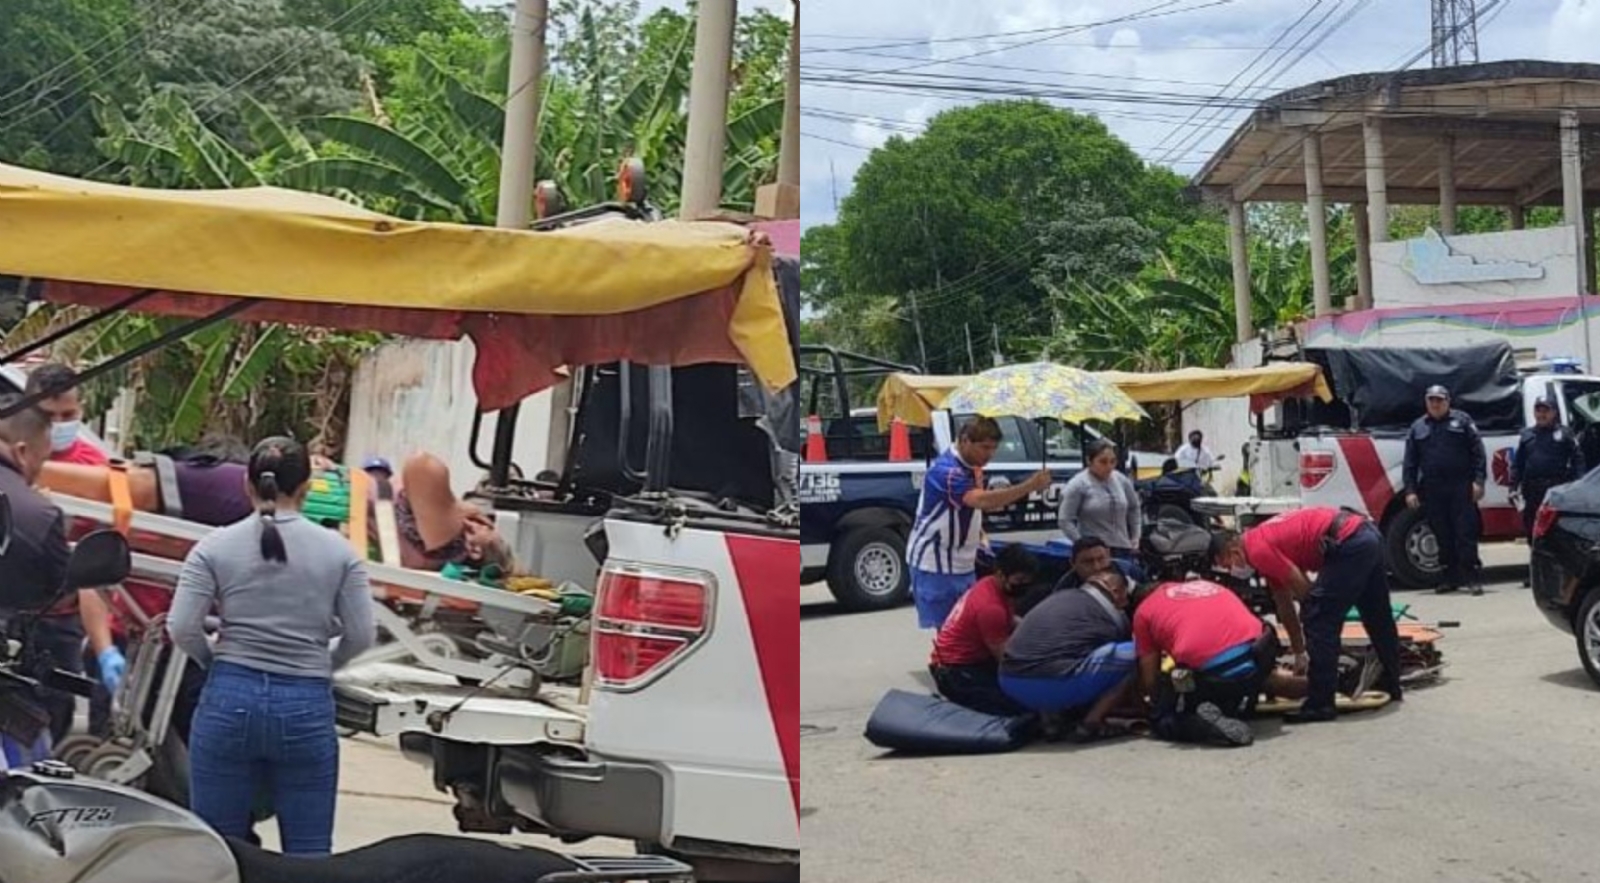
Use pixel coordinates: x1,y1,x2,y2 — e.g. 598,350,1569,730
888,417,911,461
805,414,827,462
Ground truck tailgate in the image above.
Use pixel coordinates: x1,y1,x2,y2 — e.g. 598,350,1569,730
335,662,588,746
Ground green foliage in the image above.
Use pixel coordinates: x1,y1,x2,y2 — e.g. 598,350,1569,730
2,0,792,451
820,100,1201,373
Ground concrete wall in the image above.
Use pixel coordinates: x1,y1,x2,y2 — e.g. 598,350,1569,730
1372,225,1581,308
1183,337,1261,495
345,339,556,496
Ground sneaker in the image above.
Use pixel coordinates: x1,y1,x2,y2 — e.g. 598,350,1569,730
1434,584,1459,595
1194,702,1254,746
1468,582,1485,596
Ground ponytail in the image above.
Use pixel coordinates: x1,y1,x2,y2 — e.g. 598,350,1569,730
247,435,311,565
257,469,286,562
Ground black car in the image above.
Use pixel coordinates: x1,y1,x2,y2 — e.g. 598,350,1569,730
1530,468,1600,686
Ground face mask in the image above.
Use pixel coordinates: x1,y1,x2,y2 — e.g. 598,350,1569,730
1229,565,1256,580
50,420,80,453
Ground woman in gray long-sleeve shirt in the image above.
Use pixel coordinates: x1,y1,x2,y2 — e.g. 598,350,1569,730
1058,440,1143,563
168,436,374,856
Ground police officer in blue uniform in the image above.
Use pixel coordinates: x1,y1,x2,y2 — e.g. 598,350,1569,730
1511,396,1584,539
1402,385,1487,595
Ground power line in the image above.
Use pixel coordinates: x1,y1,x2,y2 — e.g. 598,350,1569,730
801,51,1291,95
1148,1,1332,164
828,0,1236,77
801,2,1208,56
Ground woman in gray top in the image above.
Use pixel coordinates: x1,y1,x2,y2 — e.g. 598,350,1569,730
1058,440,1143,566
168,436,375,856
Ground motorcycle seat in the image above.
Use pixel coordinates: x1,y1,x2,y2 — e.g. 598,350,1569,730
228,833,578,883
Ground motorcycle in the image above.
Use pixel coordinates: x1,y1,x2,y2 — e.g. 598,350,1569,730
0,501,694,883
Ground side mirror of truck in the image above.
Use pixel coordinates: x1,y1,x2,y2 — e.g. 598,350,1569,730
64,530,132,592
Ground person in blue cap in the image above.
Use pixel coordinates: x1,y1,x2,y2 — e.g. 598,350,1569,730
1402,385,1487,595
1511,397,1584,581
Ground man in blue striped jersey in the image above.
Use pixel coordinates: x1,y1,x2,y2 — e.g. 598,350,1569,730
907,417,1052,629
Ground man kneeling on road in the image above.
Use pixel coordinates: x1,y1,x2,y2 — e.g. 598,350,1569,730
999,570,1136,741
1131,579,1306,748
928,545,1039,717
1214,509,1405,724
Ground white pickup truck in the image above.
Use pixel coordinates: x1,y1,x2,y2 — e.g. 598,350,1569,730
1295,369,1600,585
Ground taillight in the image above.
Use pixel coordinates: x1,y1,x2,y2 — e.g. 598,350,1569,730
1533,504,1559,540
593,563,714,690
1300,451,1336,490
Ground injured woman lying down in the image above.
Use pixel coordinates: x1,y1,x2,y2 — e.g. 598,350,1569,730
37,449,514,573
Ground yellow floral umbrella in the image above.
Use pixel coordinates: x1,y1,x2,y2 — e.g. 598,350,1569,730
944,362,1150,425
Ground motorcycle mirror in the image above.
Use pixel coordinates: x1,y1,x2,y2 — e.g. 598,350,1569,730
63,529,131,592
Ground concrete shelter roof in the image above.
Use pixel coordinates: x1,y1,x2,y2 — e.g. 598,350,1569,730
1194,60,1600,206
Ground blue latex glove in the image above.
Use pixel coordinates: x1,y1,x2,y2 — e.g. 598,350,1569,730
97,646,127,695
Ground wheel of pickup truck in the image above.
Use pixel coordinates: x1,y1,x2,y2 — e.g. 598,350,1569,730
1385,506,1445,589
1575,589,1600,688
827,526,909,612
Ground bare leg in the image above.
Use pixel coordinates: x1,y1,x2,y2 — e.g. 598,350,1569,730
1265,669,1308,699
1083,674,1136,726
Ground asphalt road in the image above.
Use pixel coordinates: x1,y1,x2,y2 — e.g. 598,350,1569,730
801,543,1600,883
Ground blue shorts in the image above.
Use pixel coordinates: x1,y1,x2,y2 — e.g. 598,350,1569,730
911,569,975,630
999,641,1137,713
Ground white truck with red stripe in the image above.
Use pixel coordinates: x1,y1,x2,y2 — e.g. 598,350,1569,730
1296,371,1600,587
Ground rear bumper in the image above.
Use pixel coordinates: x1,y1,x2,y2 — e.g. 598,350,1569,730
496,747,667,843
1531,533,1587,633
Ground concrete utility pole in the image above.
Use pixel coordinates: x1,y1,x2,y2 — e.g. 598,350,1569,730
756,0,799,219
681,0,738,219
490,0,549,486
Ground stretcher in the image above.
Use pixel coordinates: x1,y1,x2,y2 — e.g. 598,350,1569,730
50,491,564,692
1257,691,1393,715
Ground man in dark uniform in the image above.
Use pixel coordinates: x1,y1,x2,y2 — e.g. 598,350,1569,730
1511,397,1584,577
1403,385,1487,595
0,393,73,764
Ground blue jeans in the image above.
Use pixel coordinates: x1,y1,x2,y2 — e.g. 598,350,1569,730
189,660,340,856
999,641,1137,713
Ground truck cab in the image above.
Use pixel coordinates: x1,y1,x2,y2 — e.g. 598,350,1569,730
337,212,801,883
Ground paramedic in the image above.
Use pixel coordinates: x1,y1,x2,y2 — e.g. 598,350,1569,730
1402,385,1486,595
1214,510,1404,724
1511,397,1583,539
28,364,129,733
0,394,72,760
1130,578,1306,748
906,417,1052,629
928,545,1038,716
168,436,376,856
1000,570,1136,741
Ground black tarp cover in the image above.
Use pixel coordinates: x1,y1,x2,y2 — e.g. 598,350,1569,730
1304,342,1522,431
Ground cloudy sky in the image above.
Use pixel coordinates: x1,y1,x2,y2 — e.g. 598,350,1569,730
800,0,1600,232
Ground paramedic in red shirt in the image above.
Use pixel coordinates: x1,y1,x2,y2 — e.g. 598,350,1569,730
1215,508,1404,723
25,363,126,742
1131,579,1305,747
928,545,1038,716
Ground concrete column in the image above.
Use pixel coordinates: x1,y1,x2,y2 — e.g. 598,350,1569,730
1438,134,1457,235
1509,203,1526,229
1363,116,1390,243
1304,135,1332,316
680,0,738,220
755,0,799,219
1353,206,1374,310
1563,110,1588,295
1228,200,1253,342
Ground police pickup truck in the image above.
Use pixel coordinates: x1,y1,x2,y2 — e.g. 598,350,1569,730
799,405,1089,611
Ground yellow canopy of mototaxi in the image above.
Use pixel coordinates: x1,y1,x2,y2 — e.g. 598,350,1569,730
0,162,795,409
876,363,1332,428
